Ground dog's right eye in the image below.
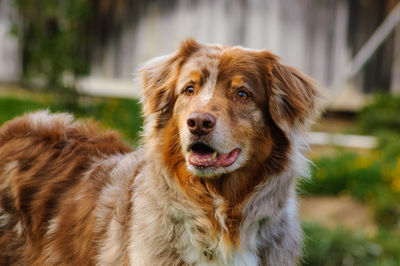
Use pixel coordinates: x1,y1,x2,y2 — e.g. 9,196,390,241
185,86,195,96
236,90,249,102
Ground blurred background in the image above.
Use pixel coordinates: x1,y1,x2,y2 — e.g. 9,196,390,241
1,0,400,265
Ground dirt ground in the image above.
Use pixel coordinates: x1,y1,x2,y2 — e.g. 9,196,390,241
298,195,376,235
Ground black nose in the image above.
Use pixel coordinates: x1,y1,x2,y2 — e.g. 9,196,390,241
187,112,216,136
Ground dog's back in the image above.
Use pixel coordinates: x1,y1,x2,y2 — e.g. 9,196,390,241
0,111,132,265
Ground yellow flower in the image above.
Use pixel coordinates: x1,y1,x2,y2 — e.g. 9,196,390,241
354,156,372,169
392,177,400,192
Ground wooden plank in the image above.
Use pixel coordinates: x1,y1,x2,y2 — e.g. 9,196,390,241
391,24,400,94
309,132,377,149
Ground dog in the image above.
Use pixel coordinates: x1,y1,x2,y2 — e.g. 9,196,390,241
0,39,319,265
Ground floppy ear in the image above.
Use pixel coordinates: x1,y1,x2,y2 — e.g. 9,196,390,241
266,57,320,133
140,39,201,128
140,53,179,118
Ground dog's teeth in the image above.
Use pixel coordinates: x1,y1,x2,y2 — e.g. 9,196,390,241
190,150,193,155
208,158,211,162
212,151,217,160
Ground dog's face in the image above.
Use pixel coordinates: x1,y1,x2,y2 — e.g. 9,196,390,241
174,46,270,177
141,39,318,178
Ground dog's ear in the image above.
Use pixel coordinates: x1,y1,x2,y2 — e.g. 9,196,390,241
260,52,320,133
140,39,201,127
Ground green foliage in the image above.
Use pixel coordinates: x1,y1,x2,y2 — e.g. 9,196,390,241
10,0,135,92
11,0,93,90
299,153,384,200
299,151,400,228
302,223,400,266
372,188,400,228
302,223,380,266
375,131,400,162
357,93,400,135
0,94,143,145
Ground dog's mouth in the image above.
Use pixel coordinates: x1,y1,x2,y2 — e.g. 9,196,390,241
188,142,241,169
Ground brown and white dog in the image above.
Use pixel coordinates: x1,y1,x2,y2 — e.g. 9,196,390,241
0,39,319,265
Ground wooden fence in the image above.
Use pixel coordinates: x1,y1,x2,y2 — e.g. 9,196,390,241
91,0,350,89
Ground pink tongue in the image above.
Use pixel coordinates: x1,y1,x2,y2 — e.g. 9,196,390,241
188,148,240,168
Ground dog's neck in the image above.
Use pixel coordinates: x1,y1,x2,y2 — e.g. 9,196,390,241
160,146,269,253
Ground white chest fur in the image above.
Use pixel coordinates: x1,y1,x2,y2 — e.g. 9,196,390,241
181,236,259,266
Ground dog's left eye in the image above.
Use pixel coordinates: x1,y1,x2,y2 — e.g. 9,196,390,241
185,86,195,96
236,90,249,101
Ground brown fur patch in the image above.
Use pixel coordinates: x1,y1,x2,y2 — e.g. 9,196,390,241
0,112,131,265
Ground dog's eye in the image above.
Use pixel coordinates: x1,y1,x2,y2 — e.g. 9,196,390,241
185,86,195,96
236,90,249,101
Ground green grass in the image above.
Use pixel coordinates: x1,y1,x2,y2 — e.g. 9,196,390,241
302,223,400,266
0,96,47,124
357,93,400,135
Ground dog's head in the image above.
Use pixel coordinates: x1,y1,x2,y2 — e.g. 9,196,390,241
140,39,319,178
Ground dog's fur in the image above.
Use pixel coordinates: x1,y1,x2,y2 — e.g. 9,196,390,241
0,39,319,265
